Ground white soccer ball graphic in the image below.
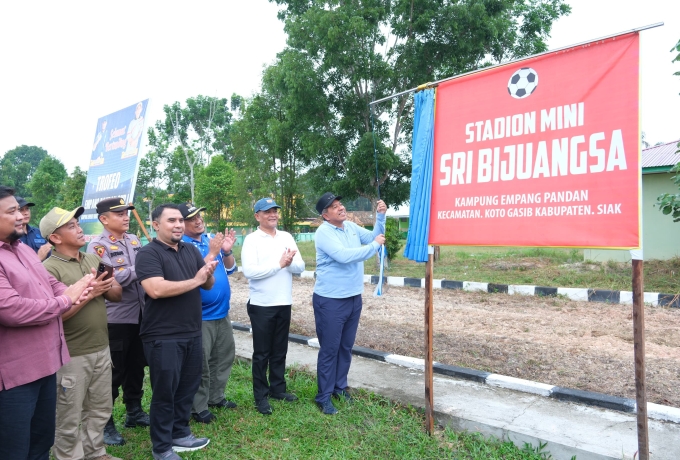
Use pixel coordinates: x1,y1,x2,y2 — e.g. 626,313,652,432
507,67,538,99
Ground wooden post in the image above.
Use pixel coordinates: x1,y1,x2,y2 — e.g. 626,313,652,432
130,204,151,242
424,246,434,434
632,259,649,460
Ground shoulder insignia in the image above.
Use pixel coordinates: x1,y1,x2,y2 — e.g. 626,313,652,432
116,258,124,264
110,245,119,250
94,245,106,257
108,235,117,242
131,240,138,245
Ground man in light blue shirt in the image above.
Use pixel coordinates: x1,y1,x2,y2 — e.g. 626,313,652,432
312,192,386,415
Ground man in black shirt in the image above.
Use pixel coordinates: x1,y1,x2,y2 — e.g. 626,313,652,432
135,203,217,460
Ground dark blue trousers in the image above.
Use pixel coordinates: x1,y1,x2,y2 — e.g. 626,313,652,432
0,373,57,460
312,293,362,403
143,336,202,454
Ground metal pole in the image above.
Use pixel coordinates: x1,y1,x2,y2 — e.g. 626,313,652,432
130,204,151,242
424,246,434,434
370,22,663,106
632,259,649,459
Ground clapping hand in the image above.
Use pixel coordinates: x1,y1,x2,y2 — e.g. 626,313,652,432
208,233,225,261
63,273,95,305
279,248,297,268
195,260,218,284
222,228,236,254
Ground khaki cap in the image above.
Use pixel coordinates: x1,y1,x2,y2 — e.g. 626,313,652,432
39,206,85,237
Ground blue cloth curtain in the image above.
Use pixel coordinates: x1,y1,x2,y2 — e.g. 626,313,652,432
403,89,435,263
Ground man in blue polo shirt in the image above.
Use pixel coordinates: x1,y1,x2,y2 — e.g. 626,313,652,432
17,196,51,260
179,203,238,424
312,193,386,415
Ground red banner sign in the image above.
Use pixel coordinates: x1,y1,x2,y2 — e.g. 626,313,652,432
429,33,640,248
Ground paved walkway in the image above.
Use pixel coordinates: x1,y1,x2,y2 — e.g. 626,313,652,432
233,329,680,460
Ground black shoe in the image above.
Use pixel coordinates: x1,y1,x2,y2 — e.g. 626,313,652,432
270,392,298,402
333,389,353,403
316,399,338,415
125,401,150,428
103,416,126,446
209,398,237,409
192,410,216,424
256,398,273,415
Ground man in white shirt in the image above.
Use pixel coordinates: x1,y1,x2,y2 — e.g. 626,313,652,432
240,198,305,415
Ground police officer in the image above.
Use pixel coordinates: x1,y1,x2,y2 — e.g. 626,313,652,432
87,197,149,446
17,196,51,260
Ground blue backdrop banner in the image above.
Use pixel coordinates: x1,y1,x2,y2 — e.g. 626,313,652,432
403,89,435,263
80,100,149,234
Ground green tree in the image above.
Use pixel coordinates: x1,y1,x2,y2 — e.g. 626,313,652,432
231,51,324,231
195,156,236,231
148,95,234,202
56,167,87,210
26,155,68,219
269,0,570,208
133,149,171,235
656,38,680,221
0,145,48,197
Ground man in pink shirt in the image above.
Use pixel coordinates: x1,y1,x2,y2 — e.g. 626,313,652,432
0,186,93,460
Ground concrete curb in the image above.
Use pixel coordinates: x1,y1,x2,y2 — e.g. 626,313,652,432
313,269,680,307
231,320,680,424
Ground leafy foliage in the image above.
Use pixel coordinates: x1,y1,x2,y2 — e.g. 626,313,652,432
231,51,323,231
0,145,48,197
195,155,236,231
148,95,234,202
26,155,68,218
269,0,570,208
656,38,680,222
133,149,170,236
56,166,87,210
384,217,404,260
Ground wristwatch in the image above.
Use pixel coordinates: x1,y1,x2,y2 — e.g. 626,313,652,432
222,249,233,257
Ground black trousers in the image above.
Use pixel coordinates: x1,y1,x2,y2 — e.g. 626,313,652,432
109,322,146,405
247,302,291,402
0,373,56,460
143,336,202,454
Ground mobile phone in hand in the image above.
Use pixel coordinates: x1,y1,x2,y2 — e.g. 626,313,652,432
97,262,114,280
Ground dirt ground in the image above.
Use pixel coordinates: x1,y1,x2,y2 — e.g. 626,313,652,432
227,273,680,408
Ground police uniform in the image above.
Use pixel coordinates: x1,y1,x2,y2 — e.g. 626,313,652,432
86,197,148,444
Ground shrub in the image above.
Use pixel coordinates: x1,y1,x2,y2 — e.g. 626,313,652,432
385,218,403,261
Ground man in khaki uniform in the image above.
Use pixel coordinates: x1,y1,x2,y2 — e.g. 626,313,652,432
41,206,123,460
87,197,149,446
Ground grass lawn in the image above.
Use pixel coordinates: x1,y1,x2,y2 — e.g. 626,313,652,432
107,361,557,459
232,242,680,293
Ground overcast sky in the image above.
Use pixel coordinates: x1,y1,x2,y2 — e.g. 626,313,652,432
0,0,677,173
